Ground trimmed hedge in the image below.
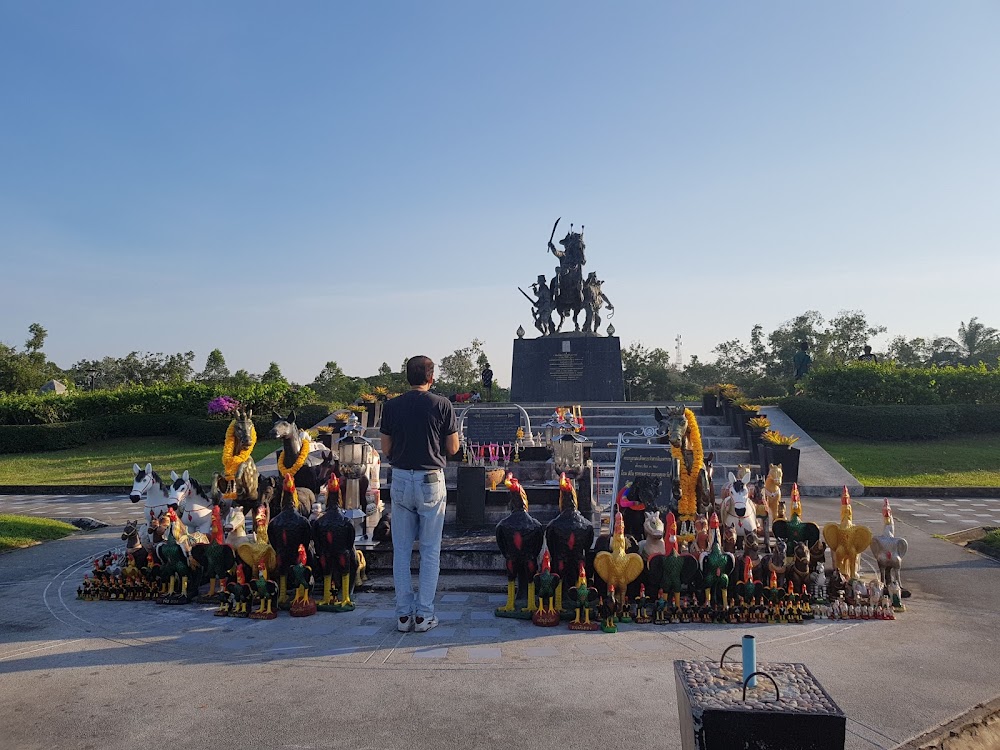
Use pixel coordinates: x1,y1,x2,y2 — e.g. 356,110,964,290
0,414,178,453
780,397,1000,440
0,383,320,426
805,363,1000,406
0,407,334,454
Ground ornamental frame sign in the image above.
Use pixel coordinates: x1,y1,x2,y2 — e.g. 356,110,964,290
611,427,678,513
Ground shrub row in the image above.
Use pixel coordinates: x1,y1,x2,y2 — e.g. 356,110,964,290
0,383,322,425
805,363,1000,406
780,397,1000,440
0,409,334,454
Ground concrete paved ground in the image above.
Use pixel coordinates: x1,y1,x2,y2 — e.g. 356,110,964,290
2,494,1000,750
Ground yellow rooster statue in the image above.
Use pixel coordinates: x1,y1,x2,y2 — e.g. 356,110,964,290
822,486,872,581
236,503,277,575
593,511,644,617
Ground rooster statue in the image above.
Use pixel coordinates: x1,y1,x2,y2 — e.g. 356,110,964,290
237,504,277,576
822,486,873,581
156,509,197,604
593,511,645,621
544,472,594,613
647,511,699,609
566,561,599,631
495,473,544,617
869,499,908,610
772,484,821,552
531,549,561,627
699,512,736,610
268,472,313,609
313,474,363,612
190,504,237,603
224,563,252,617
289,544,317,617
249,559,279,620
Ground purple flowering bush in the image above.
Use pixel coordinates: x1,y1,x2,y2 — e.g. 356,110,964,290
207,395,240,417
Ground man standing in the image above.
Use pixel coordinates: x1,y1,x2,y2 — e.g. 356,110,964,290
858,345,879,363
380,355,459,633
481,362,493,402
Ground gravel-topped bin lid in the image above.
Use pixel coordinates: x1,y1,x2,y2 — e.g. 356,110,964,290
674,660,846,750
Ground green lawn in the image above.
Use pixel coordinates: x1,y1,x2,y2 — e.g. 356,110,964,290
812,432,1000,487
0,514,78,551
0,437,281,486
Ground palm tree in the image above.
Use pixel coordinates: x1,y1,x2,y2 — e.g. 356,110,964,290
932,318,1000,366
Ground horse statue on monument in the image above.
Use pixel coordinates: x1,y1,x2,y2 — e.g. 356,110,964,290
547,219,587,333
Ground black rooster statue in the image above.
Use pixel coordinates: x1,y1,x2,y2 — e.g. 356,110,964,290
495,473,544,618
313,474,363,612
267,472,313,609
545,472,595,614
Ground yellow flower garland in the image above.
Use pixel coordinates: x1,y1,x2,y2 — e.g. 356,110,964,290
671,408,704,518
222,420,257,480
276,435,311,477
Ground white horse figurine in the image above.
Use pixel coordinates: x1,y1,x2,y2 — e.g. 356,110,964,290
720,470,758,540
222,503,255,549
168,470,214,540
129,463,175,550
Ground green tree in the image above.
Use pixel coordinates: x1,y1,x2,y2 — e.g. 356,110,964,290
438,338,488,392
0,323,63,393
230,369,260,388
826,310,887,363
198,349,230,384
886,336,931,367
69,351,195,388
623,343,695,401
310,361,362,403
260,362,287,385
931,317,1000,367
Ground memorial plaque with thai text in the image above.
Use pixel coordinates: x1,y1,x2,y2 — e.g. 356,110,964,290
464,408,521,444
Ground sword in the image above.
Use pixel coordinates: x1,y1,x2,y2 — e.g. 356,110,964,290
547,217,560,251
517,287,538,308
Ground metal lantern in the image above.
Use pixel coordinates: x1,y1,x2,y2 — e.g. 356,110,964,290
553,430,589,479
338,414,373,480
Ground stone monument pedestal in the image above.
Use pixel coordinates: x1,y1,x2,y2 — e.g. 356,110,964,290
510,334,624,403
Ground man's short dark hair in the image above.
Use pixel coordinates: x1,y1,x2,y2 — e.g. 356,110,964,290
406,356,435,386
799,341,809,351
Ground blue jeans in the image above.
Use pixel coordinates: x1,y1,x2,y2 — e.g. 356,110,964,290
390,468,446,619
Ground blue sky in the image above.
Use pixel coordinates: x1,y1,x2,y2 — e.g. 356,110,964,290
2,2,998,386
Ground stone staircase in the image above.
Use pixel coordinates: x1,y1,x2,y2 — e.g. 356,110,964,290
360,401,757,574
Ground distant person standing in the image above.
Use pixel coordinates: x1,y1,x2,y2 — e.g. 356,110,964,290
858,345,878,363
379,355,460,633
481,362,494,402
793,341,812,382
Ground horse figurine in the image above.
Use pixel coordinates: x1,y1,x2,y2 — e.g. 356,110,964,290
269,411,320,494
719,470,758,540
212,408,260,513
655,406,712,541
222,502,254,550
120,520,149,569
129,463,173,547
167,470,213,542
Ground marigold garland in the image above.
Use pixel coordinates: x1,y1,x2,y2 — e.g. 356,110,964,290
671,408,704,518
222,420,257,480
276,435,311,477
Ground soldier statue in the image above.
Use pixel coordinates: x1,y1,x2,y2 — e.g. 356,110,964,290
582,272,614,334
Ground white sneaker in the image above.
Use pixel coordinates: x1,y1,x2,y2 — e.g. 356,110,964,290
397,615,414,632
414,615,438,633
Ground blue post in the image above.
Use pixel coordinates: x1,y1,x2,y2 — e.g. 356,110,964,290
743,634,757,688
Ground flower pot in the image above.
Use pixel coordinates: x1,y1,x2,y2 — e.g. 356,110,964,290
747,426,766,455
764,444,800,484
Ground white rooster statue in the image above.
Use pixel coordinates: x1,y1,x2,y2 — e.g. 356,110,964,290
869,498,908,611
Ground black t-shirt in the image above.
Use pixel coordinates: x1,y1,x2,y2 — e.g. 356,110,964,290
380,389,458,470
481,368,493,387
